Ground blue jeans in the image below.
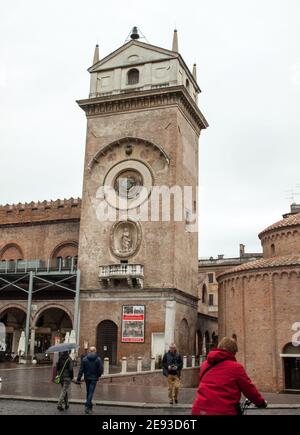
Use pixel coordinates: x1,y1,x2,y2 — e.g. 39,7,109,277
85,380,97,409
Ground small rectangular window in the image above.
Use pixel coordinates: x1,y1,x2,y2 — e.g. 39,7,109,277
208,273,214,283
209,294,214,306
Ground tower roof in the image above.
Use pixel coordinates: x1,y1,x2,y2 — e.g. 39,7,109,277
259,212,300,239
88,39,201,93
217,254,300,279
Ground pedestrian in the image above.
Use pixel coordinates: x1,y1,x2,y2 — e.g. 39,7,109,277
192,337,268,415
56,350,74,411
76,346,103,414
162,343,183,405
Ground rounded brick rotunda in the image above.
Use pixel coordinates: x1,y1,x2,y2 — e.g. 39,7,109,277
218,208,300,392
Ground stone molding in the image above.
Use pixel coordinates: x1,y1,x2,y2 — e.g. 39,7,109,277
79,287,198,309
88,137,170,171
77,86,208,134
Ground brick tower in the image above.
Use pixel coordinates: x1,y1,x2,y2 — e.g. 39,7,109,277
77,28,208,366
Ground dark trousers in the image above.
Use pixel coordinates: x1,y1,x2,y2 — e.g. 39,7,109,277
58,379,71,407
85,380,97,409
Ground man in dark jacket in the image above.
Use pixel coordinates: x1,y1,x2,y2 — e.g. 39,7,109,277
76,346,103,414
162,343,183,404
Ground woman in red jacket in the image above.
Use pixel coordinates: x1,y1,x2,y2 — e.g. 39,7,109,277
192,337,267,416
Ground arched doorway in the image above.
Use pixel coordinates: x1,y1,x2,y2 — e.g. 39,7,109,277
34,308,72,354
282,343,300,391
96,320,118,365
179,319,190,356
0,307,26,354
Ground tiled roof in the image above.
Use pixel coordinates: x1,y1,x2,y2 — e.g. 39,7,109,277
259,213,300,238
217,255,300,279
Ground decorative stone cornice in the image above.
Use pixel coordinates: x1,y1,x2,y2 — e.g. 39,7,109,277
77,86,208,134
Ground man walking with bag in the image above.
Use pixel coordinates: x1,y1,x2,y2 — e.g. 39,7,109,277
56,350,74,411
162,343,183,405
76,346,103,414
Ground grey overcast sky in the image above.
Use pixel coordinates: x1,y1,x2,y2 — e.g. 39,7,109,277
0,0,299,258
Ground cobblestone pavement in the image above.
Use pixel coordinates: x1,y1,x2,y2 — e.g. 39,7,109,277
0,365,300,407
1,400,300,415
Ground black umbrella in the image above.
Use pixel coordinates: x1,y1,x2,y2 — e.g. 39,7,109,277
46,343,80,353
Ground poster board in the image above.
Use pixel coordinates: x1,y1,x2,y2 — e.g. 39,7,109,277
121,305,145,343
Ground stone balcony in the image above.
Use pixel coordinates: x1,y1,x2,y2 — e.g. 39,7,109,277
99,264,144,289
208,305,218,313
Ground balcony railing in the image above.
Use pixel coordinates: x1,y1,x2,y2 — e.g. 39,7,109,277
99,264,144,289
0,258,78,274
208,305,218,313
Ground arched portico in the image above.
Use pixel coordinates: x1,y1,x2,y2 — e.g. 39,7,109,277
33,307,73,354
0,306,27,354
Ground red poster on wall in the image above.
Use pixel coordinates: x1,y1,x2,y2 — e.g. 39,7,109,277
121,305,145,343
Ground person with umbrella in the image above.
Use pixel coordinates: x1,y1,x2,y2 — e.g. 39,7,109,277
56,350,74,411
46,342,79,412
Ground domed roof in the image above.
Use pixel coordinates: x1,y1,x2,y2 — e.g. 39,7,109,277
217,254,300,279
259,212,300,239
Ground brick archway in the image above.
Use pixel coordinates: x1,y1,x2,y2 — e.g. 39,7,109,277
32,304,74,328
0,243,24,260
0,305,27,354
0,303,27,318
50,241,78,260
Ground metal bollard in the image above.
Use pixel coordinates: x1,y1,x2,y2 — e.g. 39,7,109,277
183,355,187,369
104,357,109,375
151,357,156,372
137,356,142,373
192,355,196,368
121,356,127,374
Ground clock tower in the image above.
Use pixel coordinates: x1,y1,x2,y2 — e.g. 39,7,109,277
77,28,208,366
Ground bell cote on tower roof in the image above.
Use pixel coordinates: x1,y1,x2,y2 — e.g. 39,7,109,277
87,38,201,105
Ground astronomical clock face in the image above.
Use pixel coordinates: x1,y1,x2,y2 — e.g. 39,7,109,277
103,160,153,210
114,169,143,200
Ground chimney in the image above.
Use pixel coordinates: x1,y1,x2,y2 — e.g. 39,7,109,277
291,203,300,214
240,244,245,258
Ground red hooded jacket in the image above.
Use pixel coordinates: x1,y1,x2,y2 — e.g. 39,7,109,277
192,349,266,416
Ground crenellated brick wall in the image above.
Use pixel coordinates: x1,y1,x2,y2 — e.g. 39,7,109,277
0,198,81,227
